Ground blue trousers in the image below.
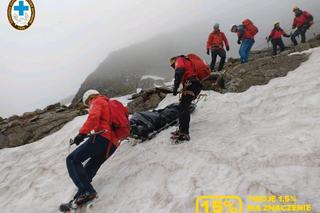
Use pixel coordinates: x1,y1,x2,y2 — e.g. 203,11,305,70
239,39,254,63
66,135,116,194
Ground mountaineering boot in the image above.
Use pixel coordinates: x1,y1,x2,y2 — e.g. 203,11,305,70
73,190,83,200
59,199,77,212
170,129,180,136
75,192,97,205
170,132,190,144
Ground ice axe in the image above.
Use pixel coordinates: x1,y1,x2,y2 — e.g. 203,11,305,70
69,130,107,146
265,37,270,48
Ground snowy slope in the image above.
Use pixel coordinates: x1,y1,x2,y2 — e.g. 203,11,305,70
1,48,320,213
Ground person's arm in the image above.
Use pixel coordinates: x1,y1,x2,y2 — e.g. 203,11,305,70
238,25,244,40
281,28,290,38
173,68,185,96
222,32,230,51
79,99,104,134
172,58,185,96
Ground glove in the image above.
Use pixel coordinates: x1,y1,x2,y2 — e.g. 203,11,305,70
206,48,210,55
74,134,86,145
237,39,241,45
226,46,230,51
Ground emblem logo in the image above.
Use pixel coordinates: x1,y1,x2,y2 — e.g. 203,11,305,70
7,0,35,30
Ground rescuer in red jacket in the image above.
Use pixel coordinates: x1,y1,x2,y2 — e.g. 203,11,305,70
206,23,230,72
170,56,202,142
66,90,118,205
291,6,314,45
268,21,290,55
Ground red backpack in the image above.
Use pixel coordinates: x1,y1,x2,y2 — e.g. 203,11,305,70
109,100,130,141
242,19,259,36
187,54,211,81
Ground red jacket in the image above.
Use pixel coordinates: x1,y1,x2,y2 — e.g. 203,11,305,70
269,28,288,40
293,11,313,28
79,95,118,147
206,31,229,49
175,57,196,85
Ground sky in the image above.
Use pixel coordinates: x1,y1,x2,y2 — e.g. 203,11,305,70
0,0,319,117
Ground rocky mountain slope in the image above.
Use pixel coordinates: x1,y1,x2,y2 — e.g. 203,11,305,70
1,35,319,149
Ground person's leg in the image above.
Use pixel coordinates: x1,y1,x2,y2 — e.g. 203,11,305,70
300,27,307,43
279,39,285,52
178,80,202,135
66,135,108,194
244,39,254,63
210,49,218,71
217,49,226,71
271,40,277,55
179,95,193,134
291,29,300,46
84,142,117,182
239,42,246,64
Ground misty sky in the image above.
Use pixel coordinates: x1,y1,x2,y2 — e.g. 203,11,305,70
0,0,319,117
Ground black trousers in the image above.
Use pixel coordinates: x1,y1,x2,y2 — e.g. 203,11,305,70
179,79,202,134
271,38,285,55
210,48,226,71
291,26,308,46
66,135,117,195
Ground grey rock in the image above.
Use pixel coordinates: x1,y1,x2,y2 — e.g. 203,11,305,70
8,120,23,128
8,115,19,122
22,111,37,119
34,109,44,114
0,106,84,149
45,103,61,111
56,107,67,113
28,115,40,123
127,87,172,114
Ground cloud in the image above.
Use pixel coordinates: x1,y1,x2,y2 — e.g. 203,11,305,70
0,0,319,117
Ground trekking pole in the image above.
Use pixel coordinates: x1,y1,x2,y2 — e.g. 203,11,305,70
69,130,107,146
193,94,208,105
310,23,317,37
265,37,270,48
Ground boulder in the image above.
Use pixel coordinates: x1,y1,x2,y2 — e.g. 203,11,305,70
8,115,19,122
0,105,86,149
22,111,37,119
45,103,61,111
127,87,172,114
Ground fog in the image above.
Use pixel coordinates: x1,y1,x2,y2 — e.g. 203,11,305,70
0,0,319,117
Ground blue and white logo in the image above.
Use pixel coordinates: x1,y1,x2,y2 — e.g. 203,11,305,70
8,0,35,30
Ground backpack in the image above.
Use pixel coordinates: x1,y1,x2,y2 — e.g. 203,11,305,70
242,19,259,36
186,54,211,81
109,100,130,141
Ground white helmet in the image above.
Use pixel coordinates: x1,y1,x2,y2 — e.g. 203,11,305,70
82,89,100,106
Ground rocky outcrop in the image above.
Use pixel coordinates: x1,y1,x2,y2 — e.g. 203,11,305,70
223,53,308,93
0,104,87,149
127,87,172,114
138,76,167,90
